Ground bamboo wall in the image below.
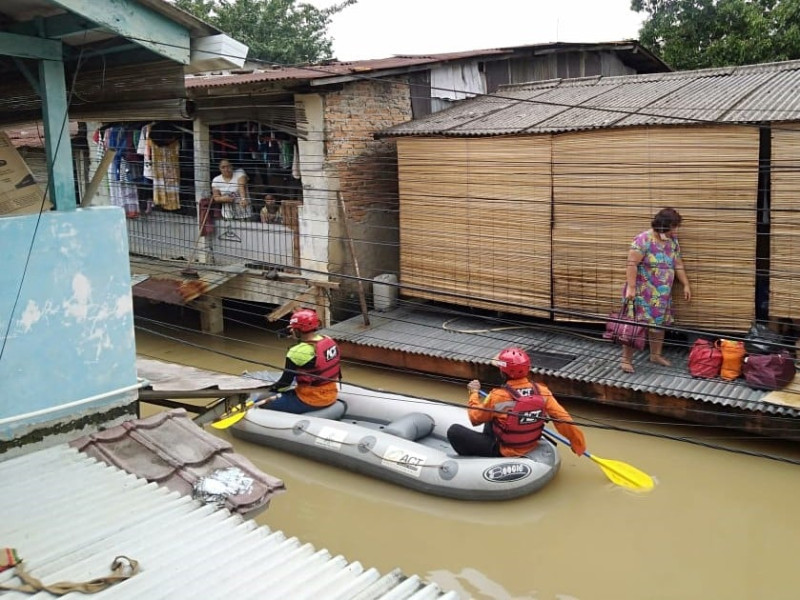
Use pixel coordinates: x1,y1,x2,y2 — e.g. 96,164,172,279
397,125,760,331
770,124,800,320
397,137,553,317
553,126,759,331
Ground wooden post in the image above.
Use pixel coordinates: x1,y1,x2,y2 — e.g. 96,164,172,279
338,193,370,326
191,295,224,334
81,149,116,208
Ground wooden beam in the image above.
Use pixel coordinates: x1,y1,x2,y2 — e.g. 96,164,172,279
7,13,103,40
266,286,317,321
81,150,116,207
339,193,370,326
49,0,191,64
39,57,76,211
0,33,62,61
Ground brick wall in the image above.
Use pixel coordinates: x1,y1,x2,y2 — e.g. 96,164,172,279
324,78,412,218
323,78,412,318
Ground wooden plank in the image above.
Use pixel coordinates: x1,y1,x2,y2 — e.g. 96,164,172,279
0,33,61,60
40,57,76,210
81,149,116,207
49,0,191,64
266,286,317,321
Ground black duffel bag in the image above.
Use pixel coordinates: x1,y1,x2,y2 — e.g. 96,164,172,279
744,322,787,355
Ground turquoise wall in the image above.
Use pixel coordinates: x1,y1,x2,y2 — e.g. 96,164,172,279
0,207,137,436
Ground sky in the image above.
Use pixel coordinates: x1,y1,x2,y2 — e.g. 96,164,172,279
307,0,646,61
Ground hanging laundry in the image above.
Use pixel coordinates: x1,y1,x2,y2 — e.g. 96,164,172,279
279,140,293,170
105,126,139,218
137,124,153,180
291,144,301,179
150,132,181,211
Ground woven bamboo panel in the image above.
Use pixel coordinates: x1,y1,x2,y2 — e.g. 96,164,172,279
552,125,759,332
770,123,800,320
398,136,552,317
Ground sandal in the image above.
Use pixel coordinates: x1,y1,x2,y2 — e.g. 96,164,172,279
621,360,635,373
649,354,672,367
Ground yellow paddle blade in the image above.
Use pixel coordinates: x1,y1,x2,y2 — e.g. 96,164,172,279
210,402,252,430
209,394,277,429
589,453,655,491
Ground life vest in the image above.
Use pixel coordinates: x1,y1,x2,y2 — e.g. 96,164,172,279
295,336,341,386
491,384,546,448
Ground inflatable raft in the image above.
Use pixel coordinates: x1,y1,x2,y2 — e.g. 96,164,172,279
231,380,560,501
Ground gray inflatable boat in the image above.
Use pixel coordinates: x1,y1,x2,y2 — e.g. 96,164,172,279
231,380,561,501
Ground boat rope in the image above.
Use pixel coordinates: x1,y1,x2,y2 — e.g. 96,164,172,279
251,422,461,470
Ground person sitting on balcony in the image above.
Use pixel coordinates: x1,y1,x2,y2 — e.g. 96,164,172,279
260,193,283,224
212,159,251,220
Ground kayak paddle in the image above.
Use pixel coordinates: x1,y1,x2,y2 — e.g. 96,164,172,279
542,429,655,491
210,394,278,430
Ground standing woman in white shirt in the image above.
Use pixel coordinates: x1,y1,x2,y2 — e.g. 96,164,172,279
211,159,251,220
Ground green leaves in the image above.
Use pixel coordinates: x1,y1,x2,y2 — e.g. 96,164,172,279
175,0,357,64
631,0,800,69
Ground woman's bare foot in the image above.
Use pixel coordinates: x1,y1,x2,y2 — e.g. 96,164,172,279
621,360,635,373
650,354,672,367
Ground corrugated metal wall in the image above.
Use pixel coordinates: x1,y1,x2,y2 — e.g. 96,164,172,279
398,136,552,317
506,50,635,85
770,124,800,320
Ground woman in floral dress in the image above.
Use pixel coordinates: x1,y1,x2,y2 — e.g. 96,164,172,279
621,207,692,373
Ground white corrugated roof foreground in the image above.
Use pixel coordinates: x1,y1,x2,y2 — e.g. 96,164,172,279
0,446,458,599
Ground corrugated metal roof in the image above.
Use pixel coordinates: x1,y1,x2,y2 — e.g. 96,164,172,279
379,59,800,137
185,40,666,90
137,357,268,392
0,446,458,599
322,306,800,419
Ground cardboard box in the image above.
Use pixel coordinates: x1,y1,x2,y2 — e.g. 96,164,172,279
0,130,51,217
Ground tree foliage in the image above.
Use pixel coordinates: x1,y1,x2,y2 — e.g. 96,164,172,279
631,0,800,69
175,0,357,64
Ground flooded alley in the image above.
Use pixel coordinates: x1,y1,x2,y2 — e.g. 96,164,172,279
136,320,800,600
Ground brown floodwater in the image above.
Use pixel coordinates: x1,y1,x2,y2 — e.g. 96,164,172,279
136,320,800,600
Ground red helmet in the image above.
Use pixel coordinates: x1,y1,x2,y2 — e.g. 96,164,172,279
496,347,530,379
289,308,320,333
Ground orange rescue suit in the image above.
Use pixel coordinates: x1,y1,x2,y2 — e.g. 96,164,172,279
468,377,586,457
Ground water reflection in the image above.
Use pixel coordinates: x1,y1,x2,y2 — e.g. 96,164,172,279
137,322,800,600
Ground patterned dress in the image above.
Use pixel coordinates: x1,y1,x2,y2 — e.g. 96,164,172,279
625,230,681,325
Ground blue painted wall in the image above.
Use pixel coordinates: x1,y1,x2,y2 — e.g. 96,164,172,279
0,207,136,433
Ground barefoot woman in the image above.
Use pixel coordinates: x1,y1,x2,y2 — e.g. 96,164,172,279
621,207,692,373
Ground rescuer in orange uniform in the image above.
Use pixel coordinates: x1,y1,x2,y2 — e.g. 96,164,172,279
447,347,587,457
265,308,341,414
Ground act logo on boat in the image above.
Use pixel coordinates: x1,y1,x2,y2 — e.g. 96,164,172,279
382,445,426,477
482,462,532,483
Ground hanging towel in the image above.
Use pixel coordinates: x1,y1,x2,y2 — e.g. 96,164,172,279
291,144,301,179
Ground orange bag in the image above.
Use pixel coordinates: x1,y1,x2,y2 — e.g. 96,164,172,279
719,339,746,380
